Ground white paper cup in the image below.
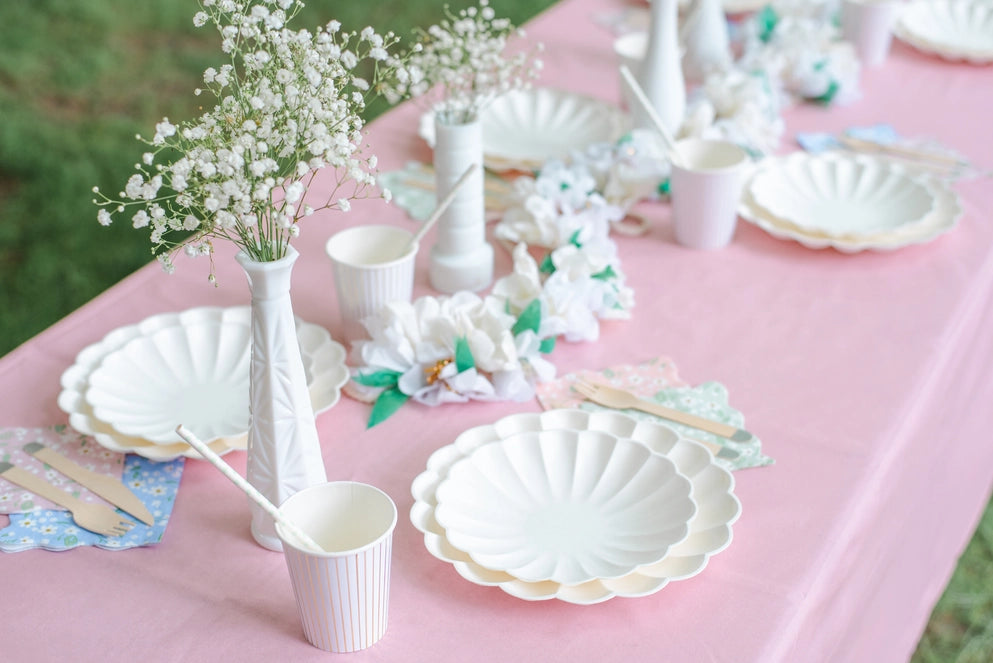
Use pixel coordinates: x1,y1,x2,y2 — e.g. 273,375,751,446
325,225,417,342
670,138,750,250
613,31,647,110
276,481,398,653
841,0,899,67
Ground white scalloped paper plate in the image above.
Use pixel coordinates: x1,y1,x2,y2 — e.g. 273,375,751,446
740,155,963,253
57,306,348,461
895,0,993,63
410,409,741,604
420,87,628,172
434,428,696,585
748,153,936,238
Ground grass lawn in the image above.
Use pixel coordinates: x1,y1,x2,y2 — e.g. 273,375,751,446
0,1,989,660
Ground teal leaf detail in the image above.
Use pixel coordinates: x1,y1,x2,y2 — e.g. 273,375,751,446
353,369,402,388
811,79,840,105
454,336,475,372
757,6,778,42
540,253,556,274
657,178,671,196
367,387,410,428
569,229,582,247
512,299,542,336
539,337,556,354
592,265,618,281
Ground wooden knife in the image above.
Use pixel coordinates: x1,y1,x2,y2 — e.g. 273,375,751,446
23,442,155,526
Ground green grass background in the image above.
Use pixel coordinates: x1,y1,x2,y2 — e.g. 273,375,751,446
0,1,989,659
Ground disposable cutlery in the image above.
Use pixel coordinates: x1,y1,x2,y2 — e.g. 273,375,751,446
572,379,754,444
23,442,155,526
0,462,135,537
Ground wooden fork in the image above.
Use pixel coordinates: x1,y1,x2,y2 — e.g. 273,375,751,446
0,462,135,537
572,379,754,443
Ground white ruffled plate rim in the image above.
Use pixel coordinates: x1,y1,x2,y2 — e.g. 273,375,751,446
57,306,347,461
894,0,993,64
410,409,741,604
740,154,962,252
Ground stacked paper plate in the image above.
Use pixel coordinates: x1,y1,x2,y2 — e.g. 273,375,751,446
410,409,741,604
419,87,629,172
57,306,349,461
895,0,993,63
739,152,963,252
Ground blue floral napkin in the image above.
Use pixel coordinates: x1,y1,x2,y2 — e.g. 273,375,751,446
0,451,184,552
796,123,978,180
796,123,900,153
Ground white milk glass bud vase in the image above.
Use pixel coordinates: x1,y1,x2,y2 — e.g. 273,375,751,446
429,115,493,293
681,0,732,83
636,0,686,135
236,246,327,551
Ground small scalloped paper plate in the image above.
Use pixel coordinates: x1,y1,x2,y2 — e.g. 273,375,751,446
434,428,696,585
895,0,993,63
419,87,628,172
58,306,348,461
747,153,937,238
739,156,962,253
411,409,741,604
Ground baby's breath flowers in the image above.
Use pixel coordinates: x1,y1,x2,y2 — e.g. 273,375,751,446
93,0,407,277
384,0,543,125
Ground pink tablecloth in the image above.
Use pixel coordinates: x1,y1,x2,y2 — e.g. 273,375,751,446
3,0,993,661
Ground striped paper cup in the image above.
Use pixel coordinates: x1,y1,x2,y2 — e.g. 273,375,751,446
325,225,417,343
276,481,398,653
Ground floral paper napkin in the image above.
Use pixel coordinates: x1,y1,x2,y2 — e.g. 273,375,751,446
0,426,184,552
796,123,979,180
537,357,774,471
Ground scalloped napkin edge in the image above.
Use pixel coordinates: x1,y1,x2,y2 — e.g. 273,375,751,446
536,357,774,471
0,426,185,552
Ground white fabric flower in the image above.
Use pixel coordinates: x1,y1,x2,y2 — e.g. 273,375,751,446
354,292,533,407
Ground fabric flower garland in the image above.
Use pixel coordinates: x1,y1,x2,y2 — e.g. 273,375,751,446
352,156,635,426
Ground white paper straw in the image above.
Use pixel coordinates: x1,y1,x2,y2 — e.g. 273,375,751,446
409,162,480,248
618,64,685,168
175,425,325,554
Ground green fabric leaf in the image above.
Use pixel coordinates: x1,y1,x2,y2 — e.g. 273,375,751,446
569,229,583,247
539,253,556,274
757,6,778,43
539,336,556,354
367,387,410,428
657,178,671,196
353,369,402,388
512,299,542,336
811,79,840,105
454,336,475,372
592,265,618,281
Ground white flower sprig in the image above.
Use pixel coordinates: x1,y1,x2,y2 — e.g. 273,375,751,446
384,0,543,124
93,0,407,277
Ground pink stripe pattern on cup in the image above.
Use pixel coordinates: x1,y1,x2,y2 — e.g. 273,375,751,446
283,533,393,652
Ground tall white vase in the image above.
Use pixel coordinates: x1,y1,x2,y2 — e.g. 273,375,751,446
635,0,686,136
681,0,732,83
429,116,493,293
236,246,327,551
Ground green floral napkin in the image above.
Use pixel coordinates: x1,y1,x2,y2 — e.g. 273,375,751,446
536,357,774,471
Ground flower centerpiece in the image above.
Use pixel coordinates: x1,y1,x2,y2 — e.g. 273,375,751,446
91,0,406,551
93,0,404,274
384,0,543,293
352,158,635,428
